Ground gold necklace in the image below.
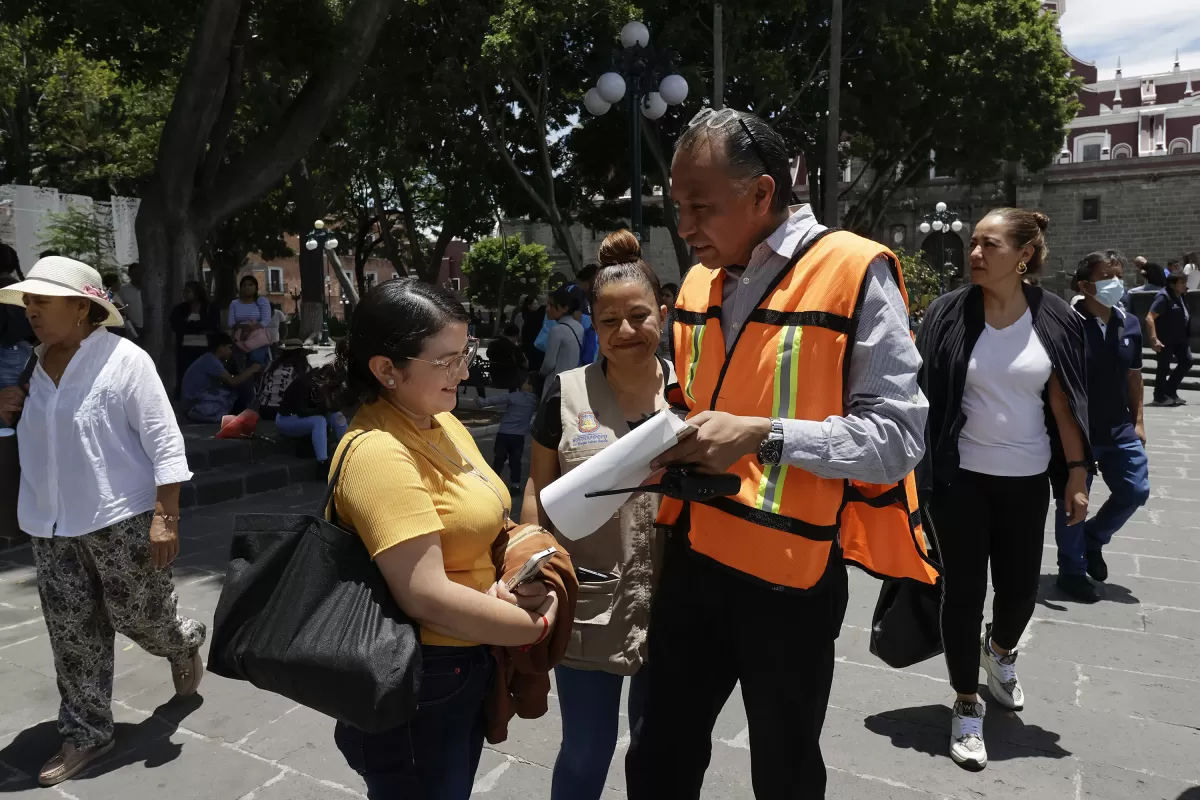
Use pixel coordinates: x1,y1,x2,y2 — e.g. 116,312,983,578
419,430,508,519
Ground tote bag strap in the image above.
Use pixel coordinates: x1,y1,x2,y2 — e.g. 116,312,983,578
322,430,375,526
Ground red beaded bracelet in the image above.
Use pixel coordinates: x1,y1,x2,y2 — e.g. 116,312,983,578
518,615,550,652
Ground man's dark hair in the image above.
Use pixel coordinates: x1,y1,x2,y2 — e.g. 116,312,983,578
503,323,520,337
208,332,234,352
1072,250,1125,290
1143,262,1168,287
576,263,599,284
0,243,19,277
549,286,582,314
675,109,794,213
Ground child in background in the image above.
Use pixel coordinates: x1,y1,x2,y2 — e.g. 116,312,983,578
459,373,539,493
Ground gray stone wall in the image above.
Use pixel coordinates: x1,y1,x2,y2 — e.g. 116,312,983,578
1018,153,1200,286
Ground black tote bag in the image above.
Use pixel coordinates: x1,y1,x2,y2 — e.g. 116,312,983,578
208,432,421,732
868,507,945,669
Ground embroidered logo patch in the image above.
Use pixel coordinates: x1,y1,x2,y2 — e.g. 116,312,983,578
578,411,600,433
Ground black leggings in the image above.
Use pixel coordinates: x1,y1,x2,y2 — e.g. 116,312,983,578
929,469,1050,696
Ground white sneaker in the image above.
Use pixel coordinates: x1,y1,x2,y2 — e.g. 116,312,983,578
981,625,1024,710
950,700,987,770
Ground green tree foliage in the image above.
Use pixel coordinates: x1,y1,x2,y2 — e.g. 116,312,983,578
461,234,553,310
0,16,167,195
37,202,119,272
893,247,941,316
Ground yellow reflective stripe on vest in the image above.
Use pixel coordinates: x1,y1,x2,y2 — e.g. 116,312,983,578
683,323,706,405
755,324,803,514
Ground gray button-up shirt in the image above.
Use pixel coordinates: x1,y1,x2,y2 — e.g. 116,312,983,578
720,205,928,484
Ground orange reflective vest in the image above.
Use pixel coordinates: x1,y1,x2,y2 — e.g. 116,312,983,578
661,229,939,590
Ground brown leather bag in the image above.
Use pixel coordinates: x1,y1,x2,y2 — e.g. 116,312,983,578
0,355,35,542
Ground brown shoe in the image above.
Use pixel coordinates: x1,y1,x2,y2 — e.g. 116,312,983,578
171,649,204,696
38,740,115,786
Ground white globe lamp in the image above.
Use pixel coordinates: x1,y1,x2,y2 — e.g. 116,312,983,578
641,92,668,120
584,88,612,116
935,201,947,213
659,74,689,105
597,72,627,104
325,237,339,250
932,219,944,231
951,220,964,232
620,21,650,49
314,219,326,230
305,238,319,251
918,222,931,234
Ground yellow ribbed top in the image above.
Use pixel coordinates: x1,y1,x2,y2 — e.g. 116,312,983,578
329,399,512,646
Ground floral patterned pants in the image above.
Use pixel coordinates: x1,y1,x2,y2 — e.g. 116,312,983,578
31,512,207,748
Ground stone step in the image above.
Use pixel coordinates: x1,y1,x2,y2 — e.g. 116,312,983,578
180,457,324,509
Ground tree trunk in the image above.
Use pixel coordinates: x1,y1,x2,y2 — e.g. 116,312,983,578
135,0,395,365
135,187,199,388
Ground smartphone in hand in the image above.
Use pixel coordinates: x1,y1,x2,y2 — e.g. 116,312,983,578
505,547,558,591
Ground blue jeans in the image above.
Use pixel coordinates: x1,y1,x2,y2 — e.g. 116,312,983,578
551,665,648,800
1055,440,1150,576
246,345,272,367
0,341,33,388
334,645,494,800
275,412,348,460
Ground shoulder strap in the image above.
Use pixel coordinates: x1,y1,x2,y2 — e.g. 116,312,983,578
323,430,373,525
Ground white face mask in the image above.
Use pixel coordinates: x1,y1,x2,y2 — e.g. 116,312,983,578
1093,277,1125,308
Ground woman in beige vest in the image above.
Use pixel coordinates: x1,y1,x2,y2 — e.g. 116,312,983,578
522,230,674,800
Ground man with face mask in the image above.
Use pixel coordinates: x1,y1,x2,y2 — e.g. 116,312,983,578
1054,252,1149,603
626,109,938,799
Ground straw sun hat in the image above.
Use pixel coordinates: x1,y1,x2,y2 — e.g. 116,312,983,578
0,256,124,327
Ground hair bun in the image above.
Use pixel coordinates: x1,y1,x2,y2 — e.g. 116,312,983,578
1032,211,1050,231
598,229,642,266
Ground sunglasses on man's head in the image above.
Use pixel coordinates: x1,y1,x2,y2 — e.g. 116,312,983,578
686,108,771,174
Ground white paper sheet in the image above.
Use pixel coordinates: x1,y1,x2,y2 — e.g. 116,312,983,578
540,409,691,541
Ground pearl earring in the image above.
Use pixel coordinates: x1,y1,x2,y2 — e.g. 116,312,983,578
387,379,396,387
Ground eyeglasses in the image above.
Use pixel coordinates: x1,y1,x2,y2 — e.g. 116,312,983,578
405,338,480,378
687,108,771,174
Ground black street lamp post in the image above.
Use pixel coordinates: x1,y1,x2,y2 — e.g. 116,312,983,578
584,21,689,244
302,220,340,346
918,202,964,293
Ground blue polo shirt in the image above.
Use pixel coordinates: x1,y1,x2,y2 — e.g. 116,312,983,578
1149,288,1192,345
1079,306,1142,446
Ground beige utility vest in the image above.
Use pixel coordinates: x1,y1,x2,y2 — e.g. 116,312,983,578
553,360,673,675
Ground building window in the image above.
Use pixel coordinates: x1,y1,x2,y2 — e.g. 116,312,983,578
364,271,378,289
1073,131,1109,163
392,272,400,281
1111,143,1132,159
267,267,284,294
1082,197,1100,222
1169,138,1190,155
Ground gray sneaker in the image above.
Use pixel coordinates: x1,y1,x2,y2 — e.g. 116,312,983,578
981,626,1024,709
950,700,987,770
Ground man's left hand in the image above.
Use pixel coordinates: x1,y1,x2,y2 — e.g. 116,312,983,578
651,411,771,474
1135,422,1147,444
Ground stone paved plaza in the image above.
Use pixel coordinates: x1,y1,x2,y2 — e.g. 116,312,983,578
2,399,1200,800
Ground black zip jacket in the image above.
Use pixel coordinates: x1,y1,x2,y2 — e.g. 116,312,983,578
915,282,1091,504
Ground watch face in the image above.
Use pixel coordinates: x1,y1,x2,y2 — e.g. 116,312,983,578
759,439,784,466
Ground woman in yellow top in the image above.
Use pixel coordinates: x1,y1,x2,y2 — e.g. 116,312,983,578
325,278,559,800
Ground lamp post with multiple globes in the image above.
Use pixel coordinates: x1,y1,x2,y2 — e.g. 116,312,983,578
303,220,340,346
918,202,964,293
584,21,689,243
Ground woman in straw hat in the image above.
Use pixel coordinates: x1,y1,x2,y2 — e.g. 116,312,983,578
0,256,206,787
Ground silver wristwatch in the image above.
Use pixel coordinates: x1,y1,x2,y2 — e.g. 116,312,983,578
756,418,785,466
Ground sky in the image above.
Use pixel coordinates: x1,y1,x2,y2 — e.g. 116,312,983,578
1058,0,1200,79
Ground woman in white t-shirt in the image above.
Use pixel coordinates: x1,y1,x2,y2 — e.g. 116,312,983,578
916,208,1091,771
